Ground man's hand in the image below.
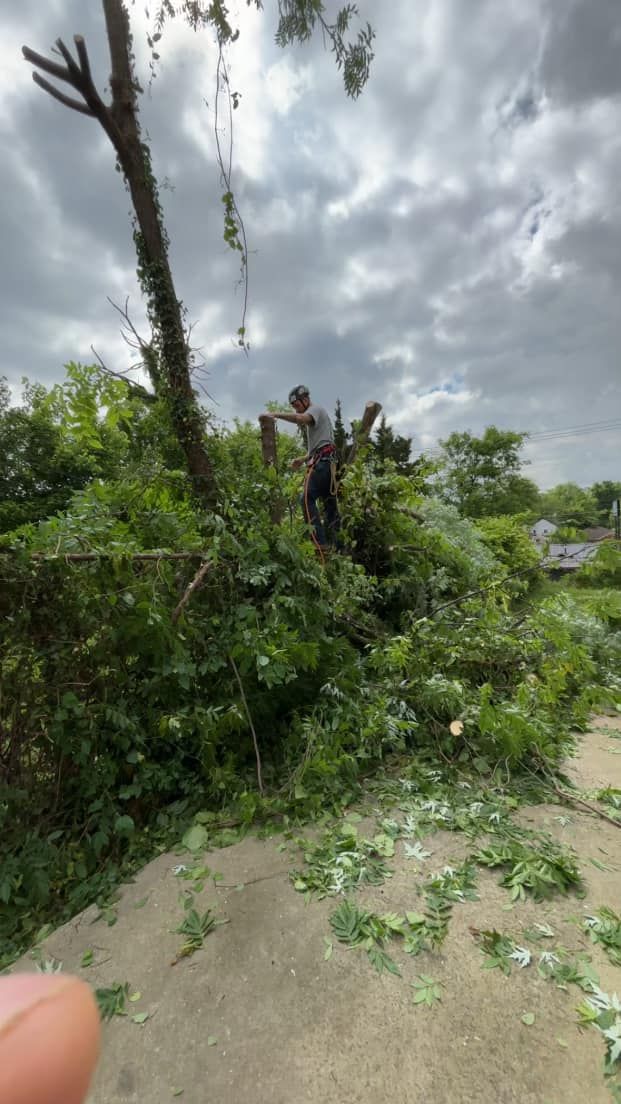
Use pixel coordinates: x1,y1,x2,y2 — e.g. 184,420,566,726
259,412,276,422
290,457,306,471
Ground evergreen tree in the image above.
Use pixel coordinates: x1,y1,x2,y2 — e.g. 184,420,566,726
370,414,413,474
333,398,348,462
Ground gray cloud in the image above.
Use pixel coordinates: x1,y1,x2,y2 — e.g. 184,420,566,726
542,0,621,105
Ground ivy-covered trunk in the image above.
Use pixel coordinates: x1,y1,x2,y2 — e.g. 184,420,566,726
104,0,215,505
24,0,216,508
102,0,214,506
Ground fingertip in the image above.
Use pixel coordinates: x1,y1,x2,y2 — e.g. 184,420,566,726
0,973,101,1104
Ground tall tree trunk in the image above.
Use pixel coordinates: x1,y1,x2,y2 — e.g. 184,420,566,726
23,0,216,507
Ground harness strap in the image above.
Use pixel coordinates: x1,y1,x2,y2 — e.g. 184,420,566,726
329,459,339,497
308,444,337,464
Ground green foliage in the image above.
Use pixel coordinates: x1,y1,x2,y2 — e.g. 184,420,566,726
476,929,519,975
95,981,130,1021
591,481,621,525
274,1,375,99
370,414,414,475
578,541,621,589
584,908,621,967
329,898,402,975
333,398,348,463
576,986,621,1078
475,515,542,596
411,975,443,1007
474,832,583,901
539,482,599,528
1,388,619,969
474,921,621,1094
173,905,223,959
291,823,391,898
149,1,374,99
0,368,125,534
435,426,540,518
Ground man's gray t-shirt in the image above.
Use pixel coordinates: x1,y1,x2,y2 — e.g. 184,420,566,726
306,404,334,456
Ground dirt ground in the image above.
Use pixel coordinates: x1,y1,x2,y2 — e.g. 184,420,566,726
16,716,621,1104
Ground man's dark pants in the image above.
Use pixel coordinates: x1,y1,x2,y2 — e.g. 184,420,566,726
302,458,341,547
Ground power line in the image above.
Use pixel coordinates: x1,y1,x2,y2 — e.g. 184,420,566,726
527,417,621,437
525,423,621,443
410,417,621,459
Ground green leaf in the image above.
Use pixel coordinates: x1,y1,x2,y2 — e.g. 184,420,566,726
114,814,135,837
132,1012,149,1024
521,1012,535,1026
367,944,400,976
207,1036,217,1047
95,982,129,1022
182,825,209,853
80,949,94,968
373,833,395,858
473,756,490,774
329,899,369,945
323,937,333,961
129,991,141,1002
411,975,443,1007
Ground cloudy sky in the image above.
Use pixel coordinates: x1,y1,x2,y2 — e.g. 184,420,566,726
1,0,620,488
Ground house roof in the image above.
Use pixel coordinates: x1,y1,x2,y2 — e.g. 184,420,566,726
544,543,598,570
584,527,614,541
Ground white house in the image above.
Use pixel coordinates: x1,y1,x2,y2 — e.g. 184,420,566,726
530,519,557,543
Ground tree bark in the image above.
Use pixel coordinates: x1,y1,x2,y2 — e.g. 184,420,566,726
23,0,216,507
345,401,382,465
258,415,285,524
258,415,278,468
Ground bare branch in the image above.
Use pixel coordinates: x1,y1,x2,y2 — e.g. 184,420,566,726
551,784,621,829
31,73,95,115
54,37,83,82
107,296,150,351
74,34,94,83
172,559,212,624
90,345,157,403
21,45,75,85
229,654,264,795
0,551,207,562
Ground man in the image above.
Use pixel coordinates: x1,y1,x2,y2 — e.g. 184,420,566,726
261,385,340,551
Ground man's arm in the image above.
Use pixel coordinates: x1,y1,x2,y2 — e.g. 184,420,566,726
260,406,311,421
259,409,313,470
260,410,313,426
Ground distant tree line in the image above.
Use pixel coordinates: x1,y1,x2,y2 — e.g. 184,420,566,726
333,400,620,527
